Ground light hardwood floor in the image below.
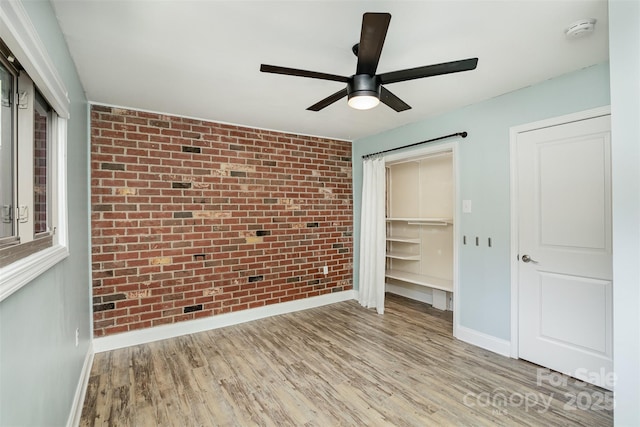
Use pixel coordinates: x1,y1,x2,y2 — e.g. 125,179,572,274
81,294,613,426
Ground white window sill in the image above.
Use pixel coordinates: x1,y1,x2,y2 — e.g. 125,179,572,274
0,244,69,302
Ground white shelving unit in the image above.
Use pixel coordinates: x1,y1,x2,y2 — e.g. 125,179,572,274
386,236,421,244
384,269,453,293
385,152,454,311
386,218,452,226
386,250,421,261
385,217,453,291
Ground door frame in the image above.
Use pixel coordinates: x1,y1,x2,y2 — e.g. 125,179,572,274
383,140,460,335
508,105,611,359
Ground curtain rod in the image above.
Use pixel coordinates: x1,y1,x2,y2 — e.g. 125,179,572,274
361,131,467,159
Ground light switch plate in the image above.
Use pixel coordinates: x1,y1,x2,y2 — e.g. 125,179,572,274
462,199,472,213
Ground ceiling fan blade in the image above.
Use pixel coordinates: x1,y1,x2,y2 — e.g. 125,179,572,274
380,86,411,112
356,13,391,76
307,88,348,111
260,64,348,83
378,58,478,85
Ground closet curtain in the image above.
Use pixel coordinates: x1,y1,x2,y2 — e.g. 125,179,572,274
358,155,387,314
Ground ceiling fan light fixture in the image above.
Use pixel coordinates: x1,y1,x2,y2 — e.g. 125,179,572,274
347,74,380,110
348,94,380,110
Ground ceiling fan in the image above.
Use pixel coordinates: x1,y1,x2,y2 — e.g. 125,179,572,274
260,12,478,112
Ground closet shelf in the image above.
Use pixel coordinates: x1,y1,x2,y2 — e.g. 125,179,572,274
386,236,421,244
385,269,453,292
385,251,421,261
386,217,453,226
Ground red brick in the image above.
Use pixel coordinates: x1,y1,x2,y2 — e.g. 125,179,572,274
90,105,352,337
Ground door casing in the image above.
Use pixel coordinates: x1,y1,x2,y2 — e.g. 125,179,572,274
383,141,460,335
509,105,612,359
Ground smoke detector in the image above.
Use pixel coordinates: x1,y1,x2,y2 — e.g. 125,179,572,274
565,19,597,39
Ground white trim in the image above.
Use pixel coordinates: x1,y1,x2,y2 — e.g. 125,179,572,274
94,290,356,353
510,105,611,135
66,343,94,427
0,115,69,302
381,140,461,328
456,325,511,357
509,125,520,358
85,104,94,337
0,245,69,301
0,0,70,118
508,105,611,359
452,142,460,336
55,118,69,248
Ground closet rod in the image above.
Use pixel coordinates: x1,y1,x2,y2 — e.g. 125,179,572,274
361,131,467,159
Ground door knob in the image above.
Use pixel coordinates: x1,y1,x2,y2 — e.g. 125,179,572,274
521,254,538,263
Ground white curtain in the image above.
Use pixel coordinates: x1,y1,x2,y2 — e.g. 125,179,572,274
358,155,387,314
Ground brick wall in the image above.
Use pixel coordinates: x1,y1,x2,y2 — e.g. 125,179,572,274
90,105,353,337
33,106,48,233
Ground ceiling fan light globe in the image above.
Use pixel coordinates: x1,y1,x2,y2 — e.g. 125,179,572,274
348,95,380,110
347,74,381,110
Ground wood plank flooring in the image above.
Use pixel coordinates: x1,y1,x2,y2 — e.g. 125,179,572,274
81,294,613,426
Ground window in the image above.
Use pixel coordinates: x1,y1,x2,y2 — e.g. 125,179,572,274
0,42,56,264
0,0,70,301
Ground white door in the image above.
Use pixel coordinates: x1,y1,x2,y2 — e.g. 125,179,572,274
517,114,612,389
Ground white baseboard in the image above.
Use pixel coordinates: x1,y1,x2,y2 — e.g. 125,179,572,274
66,342,94,427
455,325,511,357
94,290,356,353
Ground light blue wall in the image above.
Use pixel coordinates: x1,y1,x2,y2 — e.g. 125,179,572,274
352,63,610,340
609,0,640,424
0,1,90,426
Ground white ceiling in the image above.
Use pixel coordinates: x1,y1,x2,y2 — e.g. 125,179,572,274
50,0,609,141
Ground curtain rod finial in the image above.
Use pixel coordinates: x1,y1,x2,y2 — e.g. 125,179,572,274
461,132,468,138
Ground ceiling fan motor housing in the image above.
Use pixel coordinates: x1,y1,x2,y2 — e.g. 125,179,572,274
347,74,381,100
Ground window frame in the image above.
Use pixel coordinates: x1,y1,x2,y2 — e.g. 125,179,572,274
0,0,70,302
0,52,18,247
33,88,54,238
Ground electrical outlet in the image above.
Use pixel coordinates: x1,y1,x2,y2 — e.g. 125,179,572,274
323,266,329,275
75,328,79,347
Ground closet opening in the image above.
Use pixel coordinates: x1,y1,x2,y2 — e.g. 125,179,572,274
384,142,458,331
